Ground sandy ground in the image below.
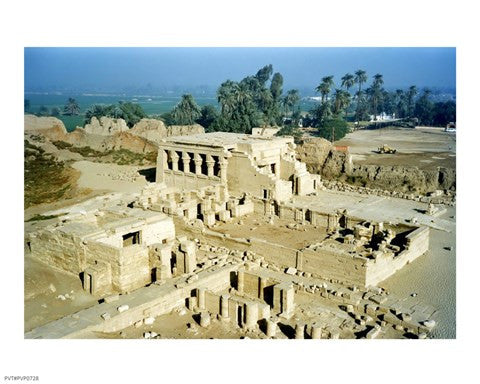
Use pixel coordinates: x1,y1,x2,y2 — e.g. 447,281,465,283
71,160,149,193
335,127,456,170
380,206,456,339
212,215,329,249
24,257,100,332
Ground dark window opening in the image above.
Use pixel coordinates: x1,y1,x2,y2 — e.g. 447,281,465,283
123,231,141,247
197,203,203,220
212,155,220,176
305,210,312,223
188,152,196,173
263,189,269,199
200,154,208,175
176,151,184,172
270,163,276,174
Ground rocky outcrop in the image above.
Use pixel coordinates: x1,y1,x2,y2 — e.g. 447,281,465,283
348,165,456,193
296,138,353,178
24,115,67,141
130,119,168,144
295,137,455,194
130,120,205,144
64,129,157,154
82,117,129,136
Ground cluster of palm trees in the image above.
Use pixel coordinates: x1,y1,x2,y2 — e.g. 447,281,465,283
314,69,377,123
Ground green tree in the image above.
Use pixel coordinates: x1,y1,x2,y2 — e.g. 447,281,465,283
332,89,351,116
171,94,201,125
217,80,239,117
270,72,284,101
255,64,273,87
414,89,435,125
354,70,368,121
63,97,80,116
433,100,456,126
196,105,218,131
394,89,408,118
367,73,384,120
317,117,349,142
341,73,355,93
282,89,300,117
84,104,112,124
406,85,417,117
118,102,147,127
315,75,334,103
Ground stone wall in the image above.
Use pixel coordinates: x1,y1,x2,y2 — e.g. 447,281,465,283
227,152,277,200
29,231,85,276
365,226,430,286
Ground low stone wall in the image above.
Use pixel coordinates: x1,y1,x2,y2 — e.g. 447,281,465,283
365,226,430,286
301,248,368,287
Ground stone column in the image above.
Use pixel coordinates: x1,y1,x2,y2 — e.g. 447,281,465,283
199,311,210,328
197,288,206,310
266,319,277,338
237,269,245,293
259,277,267,300
219,157,228,182
295,322,305,339
156,149,165,183
244,302,258,330
187,296,197,311
194,153,203,175
220,294,230,321
170,150,179,171
311,324,322,339
181,240,196,274
206,154,215,177
182,152,190,173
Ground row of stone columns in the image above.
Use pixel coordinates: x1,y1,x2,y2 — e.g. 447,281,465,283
165,150,228,181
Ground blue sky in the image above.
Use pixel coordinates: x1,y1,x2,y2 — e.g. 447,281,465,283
24,47,456,93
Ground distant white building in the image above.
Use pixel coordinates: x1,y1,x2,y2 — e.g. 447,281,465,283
369,112,395,122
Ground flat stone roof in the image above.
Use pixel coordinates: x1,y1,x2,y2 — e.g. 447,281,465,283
164,132,290,149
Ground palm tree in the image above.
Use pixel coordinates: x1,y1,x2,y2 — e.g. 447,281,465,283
63,97,80,116
372,73,384,88
217,80,238,117
354,70,368,93
354,70,368,122
366,74,384,120
315,76,334,103
341,73,355,119
283,89,300,116
341,73,355,93
333,89,351,115
407,85,418,117
171,94,202,125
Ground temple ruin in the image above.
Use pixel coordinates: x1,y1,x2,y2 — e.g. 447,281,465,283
25,132,436,339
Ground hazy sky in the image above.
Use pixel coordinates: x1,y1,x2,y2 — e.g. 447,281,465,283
24,47,456,93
